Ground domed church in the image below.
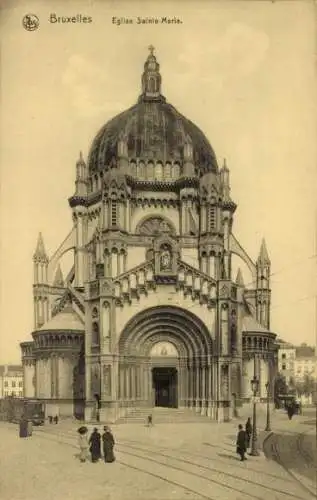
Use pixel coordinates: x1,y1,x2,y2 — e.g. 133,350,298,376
21,48,278,422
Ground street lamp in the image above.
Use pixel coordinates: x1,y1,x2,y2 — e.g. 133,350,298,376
250,375,260,456
265,381,271,432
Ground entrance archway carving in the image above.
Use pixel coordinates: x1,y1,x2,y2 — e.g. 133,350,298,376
117,306,214,414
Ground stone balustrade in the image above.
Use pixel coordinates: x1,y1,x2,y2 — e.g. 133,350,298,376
106,259,218,307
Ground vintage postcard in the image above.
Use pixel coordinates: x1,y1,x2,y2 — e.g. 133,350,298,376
0,1,316,499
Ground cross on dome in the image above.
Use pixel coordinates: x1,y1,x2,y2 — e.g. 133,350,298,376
148,44,155,56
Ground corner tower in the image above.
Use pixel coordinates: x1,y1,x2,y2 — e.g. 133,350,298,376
256,238,271,329
33,232,49,328
69,152,89,288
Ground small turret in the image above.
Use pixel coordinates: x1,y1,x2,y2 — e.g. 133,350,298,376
53,263,64,288
139,45,165,102
220,158,230,199
220,159,237,212
33,232,49,285
182,135,195,177
75,151,88,197
235,268,245,287
33,232,48,263
257,238,271,266
256,238,271,329
33,232,49,328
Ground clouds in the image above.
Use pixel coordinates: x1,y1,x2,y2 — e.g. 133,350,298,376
62,54,126,118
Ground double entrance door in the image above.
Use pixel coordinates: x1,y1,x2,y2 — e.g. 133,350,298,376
152,367,178,408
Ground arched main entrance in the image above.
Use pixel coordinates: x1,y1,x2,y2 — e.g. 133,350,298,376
150,341,179,408
118,306,214,416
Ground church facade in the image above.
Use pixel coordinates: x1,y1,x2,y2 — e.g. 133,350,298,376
21,49,278,422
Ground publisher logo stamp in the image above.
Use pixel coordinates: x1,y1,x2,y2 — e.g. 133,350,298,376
22,14,39,31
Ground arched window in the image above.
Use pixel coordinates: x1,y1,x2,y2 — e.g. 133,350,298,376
164,163,171,179
148,76,156,93
173,163,180,177
147,162,154,179
155,163,163,180
137,161,145,178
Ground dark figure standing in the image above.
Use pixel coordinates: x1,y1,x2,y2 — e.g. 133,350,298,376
287,404,294,420
245,417,252,449
147,414,153,426
19,414,28,438
102,426,115,463
89,427,101,463
236,424,247,461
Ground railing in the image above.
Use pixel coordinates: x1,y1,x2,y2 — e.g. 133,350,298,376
110,258,217,306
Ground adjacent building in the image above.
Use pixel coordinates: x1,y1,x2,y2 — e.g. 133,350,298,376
294,344,316,381
0,365,24,399
20,48,278,422
276,338,296,384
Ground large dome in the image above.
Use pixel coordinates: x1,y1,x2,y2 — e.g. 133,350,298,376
88,48,218,177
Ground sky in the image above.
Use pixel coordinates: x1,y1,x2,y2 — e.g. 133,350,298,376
0,0,317,364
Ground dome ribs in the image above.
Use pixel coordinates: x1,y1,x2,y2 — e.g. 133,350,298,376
88,99,218,178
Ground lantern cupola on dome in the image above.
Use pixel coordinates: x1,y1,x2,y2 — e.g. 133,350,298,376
140,45,164,102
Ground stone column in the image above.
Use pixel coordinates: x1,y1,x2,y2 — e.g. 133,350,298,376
195,363,200,412
112,252,118,277
120,363,124,401
201,364,206,415
178,361,184,407
201,207,206,233
148,364,154,407
125,364,131,405
131,364,136,404
207,363,213,417
209,255,215,279
189,363,193,409
117,253,121,276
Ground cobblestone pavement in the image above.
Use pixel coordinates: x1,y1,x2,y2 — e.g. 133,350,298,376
0,409,315,500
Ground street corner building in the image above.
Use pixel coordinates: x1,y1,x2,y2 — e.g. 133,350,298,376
20,49,279,423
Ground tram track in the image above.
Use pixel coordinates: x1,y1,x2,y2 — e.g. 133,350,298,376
32,426,311,500
117,439,311,500
263,430,316,499
120,436,296,482
23,429,221,500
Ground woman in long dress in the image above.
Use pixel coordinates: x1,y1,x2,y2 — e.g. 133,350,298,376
102,426,115,463
89,427,101,463
78,431,89,463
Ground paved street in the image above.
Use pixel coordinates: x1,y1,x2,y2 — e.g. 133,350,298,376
262,410,316,497
0,408,316,500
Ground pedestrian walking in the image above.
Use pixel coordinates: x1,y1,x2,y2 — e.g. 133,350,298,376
287,404,294,420
245,417,252,449
146,414,153,426
102,426,115,463
77,427,89,463
236,424,247,461
89,427,101,462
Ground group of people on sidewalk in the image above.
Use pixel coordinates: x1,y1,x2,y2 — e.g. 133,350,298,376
78,426,115,464
236,417,253,461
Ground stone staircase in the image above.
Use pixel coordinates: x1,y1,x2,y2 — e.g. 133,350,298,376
116,406,213,424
